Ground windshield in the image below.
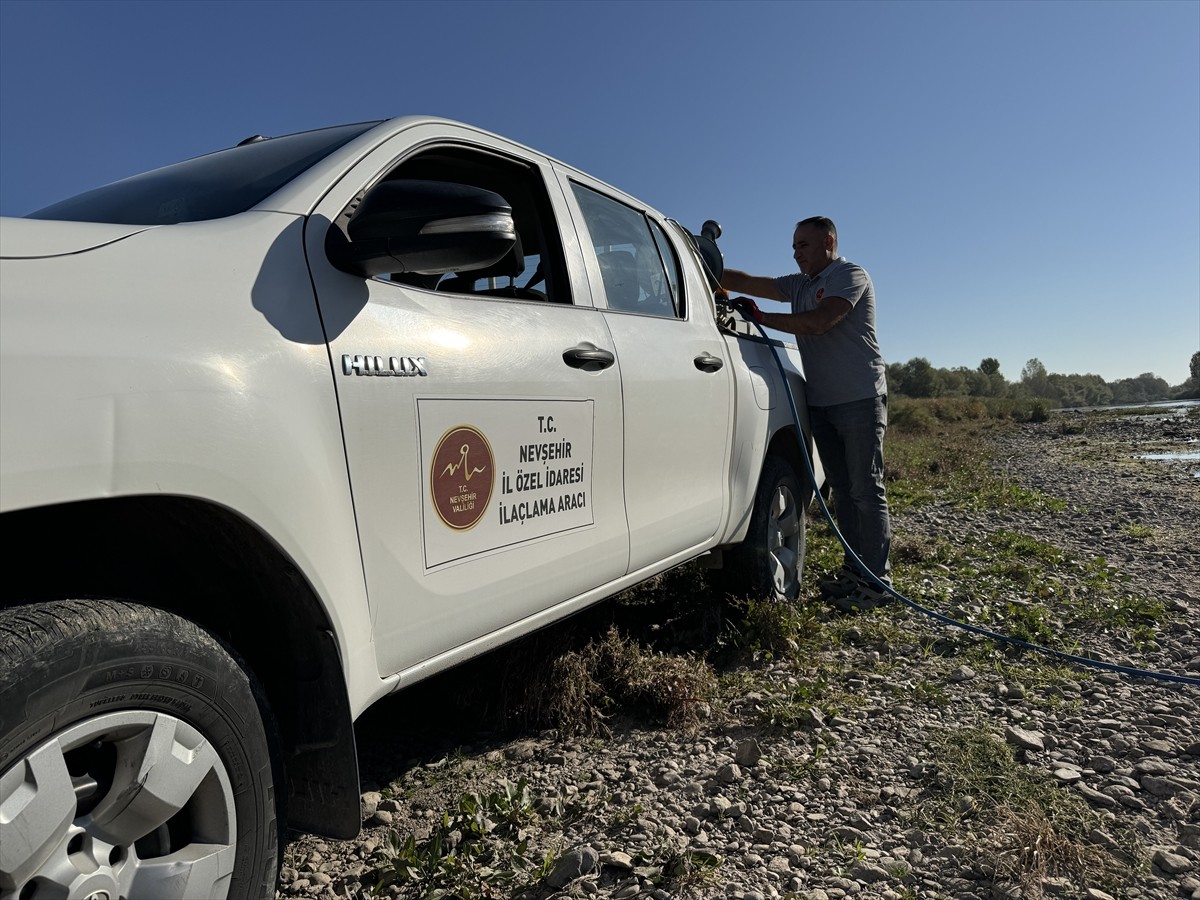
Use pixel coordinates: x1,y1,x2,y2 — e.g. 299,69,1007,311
28,121,382,225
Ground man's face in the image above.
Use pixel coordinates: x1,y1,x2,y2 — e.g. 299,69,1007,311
792,225,833,275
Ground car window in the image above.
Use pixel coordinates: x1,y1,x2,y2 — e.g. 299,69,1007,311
29,122,380,225
570,183,681,319
370,146,570,305
649,219,683,316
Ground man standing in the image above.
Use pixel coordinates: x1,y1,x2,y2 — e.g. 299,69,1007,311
723,216,892,612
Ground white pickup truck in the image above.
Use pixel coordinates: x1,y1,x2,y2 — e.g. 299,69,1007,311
0,117,818,899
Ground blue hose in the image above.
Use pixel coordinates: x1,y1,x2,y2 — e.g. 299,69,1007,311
740,314,1199,688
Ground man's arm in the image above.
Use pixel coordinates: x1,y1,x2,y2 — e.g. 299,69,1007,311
757,295,852,336
722,268,787,302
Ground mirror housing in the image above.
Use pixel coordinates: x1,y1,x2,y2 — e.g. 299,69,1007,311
326,179,516,278
693,219,724,284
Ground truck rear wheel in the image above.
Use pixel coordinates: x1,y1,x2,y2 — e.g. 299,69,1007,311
716,454,805,601
0,599,279,900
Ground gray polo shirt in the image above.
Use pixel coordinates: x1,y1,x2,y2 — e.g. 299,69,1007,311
774,258,887,407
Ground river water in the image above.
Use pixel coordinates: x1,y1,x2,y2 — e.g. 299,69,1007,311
1054,399,1200,477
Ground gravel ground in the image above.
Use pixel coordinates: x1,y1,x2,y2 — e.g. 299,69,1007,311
279,406,1199,900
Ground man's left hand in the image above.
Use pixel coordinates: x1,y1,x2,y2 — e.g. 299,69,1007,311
731,296,765,325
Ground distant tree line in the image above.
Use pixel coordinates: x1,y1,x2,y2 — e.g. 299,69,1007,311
886,351,1200,406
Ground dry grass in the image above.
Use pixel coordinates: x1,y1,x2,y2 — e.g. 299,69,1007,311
526,626,717,737
919,726,1136,896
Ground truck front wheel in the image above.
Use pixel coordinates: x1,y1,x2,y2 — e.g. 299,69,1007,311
0,599,279,900
717,455,806,602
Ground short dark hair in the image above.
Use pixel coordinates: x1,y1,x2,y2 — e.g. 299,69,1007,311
796,216,837,244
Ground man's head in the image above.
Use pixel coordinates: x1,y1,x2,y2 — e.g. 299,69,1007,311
792,216,837,276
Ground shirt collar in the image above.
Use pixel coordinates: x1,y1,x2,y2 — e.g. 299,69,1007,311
808,257,845,281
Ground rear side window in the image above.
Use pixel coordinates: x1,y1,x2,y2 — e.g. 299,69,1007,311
571,183,682,319
29,122,380,225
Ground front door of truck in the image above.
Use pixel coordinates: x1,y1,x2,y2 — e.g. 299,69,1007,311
305,125,628,678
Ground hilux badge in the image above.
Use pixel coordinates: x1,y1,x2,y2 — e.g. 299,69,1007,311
342,354,427,377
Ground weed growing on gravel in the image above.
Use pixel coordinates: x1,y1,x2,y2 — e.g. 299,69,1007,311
870,517,1171,655
725,595,824,662
1123,522,1155,541
887,678,949,707
917,727,1133,894
527,626,717,737
755,670,866,728
369,775,726,899
371,777,550,899
632,837,722,893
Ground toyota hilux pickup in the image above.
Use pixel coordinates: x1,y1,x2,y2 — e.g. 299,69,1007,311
0,116,818,899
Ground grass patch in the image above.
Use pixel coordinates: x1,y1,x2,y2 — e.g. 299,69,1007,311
1124,523,1155,541
527,626,717,737
884,399,1066,514
917,727,1136,894
369,775,722,899
754,668,866,728
371,777,551,899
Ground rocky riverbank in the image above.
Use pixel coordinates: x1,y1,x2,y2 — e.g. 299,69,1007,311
278,406,1199,900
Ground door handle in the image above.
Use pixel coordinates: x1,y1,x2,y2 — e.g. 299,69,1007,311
563,345,615,371
694,353,724,373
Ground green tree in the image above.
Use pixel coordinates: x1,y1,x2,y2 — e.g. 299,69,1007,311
1178,350,1200,399
901,357,938,398
979,358,1001,376
1111,372,1170,404
1021,358,1054,400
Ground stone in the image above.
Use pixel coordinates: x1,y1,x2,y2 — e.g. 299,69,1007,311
736,739,764,767
1005,726,1045,752
1076,784,1118,808
546,846,599,888
1152,849,1193,875
797,707,827,728
1140,775,1181,798
718,763,743,784
850,862,892,883
600,851,634,870
1134,757,1174,776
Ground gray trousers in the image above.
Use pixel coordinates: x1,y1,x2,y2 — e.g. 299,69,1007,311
809,394,892,581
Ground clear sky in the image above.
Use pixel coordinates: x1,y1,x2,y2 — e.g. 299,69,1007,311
2,0,1197,385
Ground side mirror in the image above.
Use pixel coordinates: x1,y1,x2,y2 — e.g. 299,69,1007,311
326,179,516,278
692,219,723,284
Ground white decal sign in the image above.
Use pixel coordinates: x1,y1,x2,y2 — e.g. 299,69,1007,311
418,399,595,568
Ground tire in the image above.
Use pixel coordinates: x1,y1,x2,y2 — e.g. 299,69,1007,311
0,599,279,900
715,455,806,602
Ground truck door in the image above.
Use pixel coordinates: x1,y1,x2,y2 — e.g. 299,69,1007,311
305,126,628,678
560,175,733,571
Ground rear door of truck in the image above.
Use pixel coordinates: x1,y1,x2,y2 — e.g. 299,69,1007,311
556,169,734,572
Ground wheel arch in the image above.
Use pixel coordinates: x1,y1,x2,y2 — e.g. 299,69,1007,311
766,424,816,508
0,495,362,839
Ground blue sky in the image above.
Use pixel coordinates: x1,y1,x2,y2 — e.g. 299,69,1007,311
2,0,1197,385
